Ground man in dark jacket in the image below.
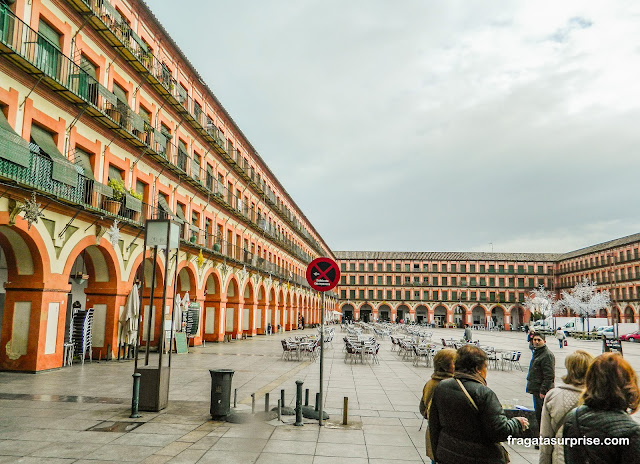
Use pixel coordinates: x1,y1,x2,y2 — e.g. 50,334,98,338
526,332,555,428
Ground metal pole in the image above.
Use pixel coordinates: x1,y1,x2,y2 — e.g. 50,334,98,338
251,393,255,414
233,389,237,408
294,380,304,426
305,388,309,406
277,399,281,421
130,373,141,418
264,393,270,412
281,389,285,409
343,396,348,425
319,291,325,426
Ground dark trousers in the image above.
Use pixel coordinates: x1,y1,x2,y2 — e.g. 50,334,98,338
532,393,544,427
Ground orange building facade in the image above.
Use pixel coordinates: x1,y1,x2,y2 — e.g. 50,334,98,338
336,234,640,330
0,0,336,372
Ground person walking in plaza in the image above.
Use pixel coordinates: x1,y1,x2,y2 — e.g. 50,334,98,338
419,348,457,464
563,352,640,463
539,350,594,464
527,328,536,351
429,345,529,464
555,328,566,349
526,332,555,431
464,324,472,342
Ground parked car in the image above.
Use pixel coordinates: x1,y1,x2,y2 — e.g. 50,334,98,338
620,330,640,342
597,326,616,339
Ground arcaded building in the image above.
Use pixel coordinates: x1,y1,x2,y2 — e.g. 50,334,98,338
336,232,640,330
0,0,336,372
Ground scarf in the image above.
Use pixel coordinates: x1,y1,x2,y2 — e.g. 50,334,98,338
454,371,487,386
431,371,454,381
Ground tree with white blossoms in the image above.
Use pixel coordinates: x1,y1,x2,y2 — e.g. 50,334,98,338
554,278,610,332
524,285,557,321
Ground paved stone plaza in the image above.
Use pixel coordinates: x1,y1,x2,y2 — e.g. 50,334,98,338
0,327,639,463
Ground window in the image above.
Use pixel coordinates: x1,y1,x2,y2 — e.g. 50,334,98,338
451,264,457,272
441,264,447,272
377,276,383,284
537,265,543,273
499,277,505,287
368,263,373,271
404,276,410,283
340,263,346,271
442,277,448,285
108,164,123,182
499,265,505,273
377,263,383,271
395,291,401,299
432,290,438,300
489,277,495,286
433,276,439,286
37,19,61,77
386,290,392,299
451,276,457,286
405,264,410,272
432,264,438,272
423,276,429,284
451,290,457,300
368,276,373,285
340,276,346,284
423,264,429,271
359,263,364,271
377,290,383,299
350,276,355,285
414,291,419,299
73,146,94,179
508,265,514,273
461,264,467,272
470,264,476,272
135,179,146,201
471,291,477,300
358,290,364,299
349,290,355,299
350,263,355,271
395,276,401,285
358,276,364,285
480,265,485,272
386,263,392,271
423,291,429,299
518,278,524,287
340,290,346,299
368,290,374,299
395,264,401,271
386,276,392,285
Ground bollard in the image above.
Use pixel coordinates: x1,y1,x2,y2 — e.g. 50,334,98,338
265,393,270,412
251,393,255,414
343,397,348,425
315,393,320,411
130,373,141,418
294,380,304,426
305,388,309,406
277,399,282,421
281,389,285,409
234,389,237,408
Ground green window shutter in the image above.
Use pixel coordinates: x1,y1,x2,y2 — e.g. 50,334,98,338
79,55,97,79
112,82,127,104
30,124,77,186
38,19,61,49
73,146,94,179
0,109,30,167
108,165,122,181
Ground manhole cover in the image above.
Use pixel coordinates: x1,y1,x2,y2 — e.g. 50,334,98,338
87,421,144,432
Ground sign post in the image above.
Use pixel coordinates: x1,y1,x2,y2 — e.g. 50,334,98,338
306,257,340,427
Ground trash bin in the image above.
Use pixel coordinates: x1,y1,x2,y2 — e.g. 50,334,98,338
210,369,234,419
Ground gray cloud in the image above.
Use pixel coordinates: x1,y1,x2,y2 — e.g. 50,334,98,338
147,0,640,254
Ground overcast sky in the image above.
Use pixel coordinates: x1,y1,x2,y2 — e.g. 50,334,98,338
147,0,640,254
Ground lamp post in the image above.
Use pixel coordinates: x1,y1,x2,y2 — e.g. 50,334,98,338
607,252,620,339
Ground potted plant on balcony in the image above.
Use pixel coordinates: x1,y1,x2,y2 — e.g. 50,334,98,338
103,178,125,215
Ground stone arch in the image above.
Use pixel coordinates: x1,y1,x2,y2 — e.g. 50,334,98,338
358,302,373,323
452,304,468,327
472,305,487,326
490,306,505,329
510,305,525,330
341,303,354,321
624,305,635,323
598,308,608,318
396,304,409,322
0,222,54,371
433,304,447,327
378,303,391,322
415,304,429,323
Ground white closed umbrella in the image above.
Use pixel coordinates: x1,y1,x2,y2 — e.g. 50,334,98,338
121,283,139,345
173,293,182,333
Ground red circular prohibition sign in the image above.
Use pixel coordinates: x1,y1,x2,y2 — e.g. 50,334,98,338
306,257,341,292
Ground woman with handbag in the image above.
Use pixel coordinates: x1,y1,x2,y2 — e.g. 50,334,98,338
419,348,457,464
539,350,594,464
429,345,529,464
563,353,640,464
555,328,567,349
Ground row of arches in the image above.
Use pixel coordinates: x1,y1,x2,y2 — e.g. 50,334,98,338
339,302,528,330
0,214,333,372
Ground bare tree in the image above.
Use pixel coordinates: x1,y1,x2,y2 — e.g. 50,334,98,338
524,285,556,321
554,278,610,331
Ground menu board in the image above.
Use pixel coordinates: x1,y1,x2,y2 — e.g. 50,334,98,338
602,338,623,355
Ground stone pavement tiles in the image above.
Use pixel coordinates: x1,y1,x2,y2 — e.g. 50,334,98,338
1,326,639,463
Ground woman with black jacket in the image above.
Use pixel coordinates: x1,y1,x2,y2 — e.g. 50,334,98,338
430,345,529,464
563,352,640,464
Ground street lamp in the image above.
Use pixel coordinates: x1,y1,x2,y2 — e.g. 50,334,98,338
607,252,620,339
